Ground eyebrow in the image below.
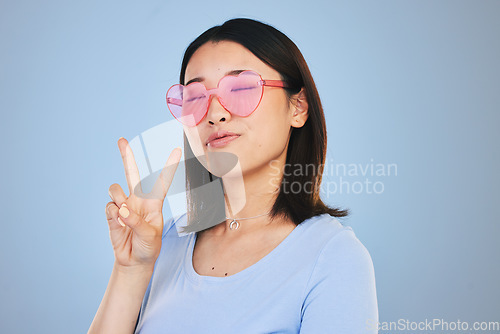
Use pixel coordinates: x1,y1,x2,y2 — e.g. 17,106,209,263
185,69,247,86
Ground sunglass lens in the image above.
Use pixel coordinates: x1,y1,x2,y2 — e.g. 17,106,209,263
220,72,262,117
167,83,207,126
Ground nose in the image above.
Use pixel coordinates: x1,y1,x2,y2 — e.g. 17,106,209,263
205,94,231,125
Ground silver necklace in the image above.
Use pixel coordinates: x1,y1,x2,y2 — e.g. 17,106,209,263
226,211,270,230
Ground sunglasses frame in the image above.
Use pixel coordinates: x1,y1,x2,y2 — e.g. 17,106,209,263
166,70,289,127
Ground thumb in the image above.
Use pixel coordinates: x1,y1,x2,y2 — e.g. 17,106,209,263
117,203,156,236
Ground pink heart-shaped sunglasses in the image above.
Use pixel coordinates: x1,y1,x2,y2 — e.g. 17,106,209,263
166,70,289,127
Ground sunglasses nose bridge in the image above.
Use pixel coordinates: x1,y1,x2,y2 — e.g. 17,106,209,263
205,87,220,100
205,88,230,120
205,89,219,109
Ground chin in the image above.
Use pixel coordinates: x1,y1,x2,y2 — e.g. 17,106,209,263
204,150,241,178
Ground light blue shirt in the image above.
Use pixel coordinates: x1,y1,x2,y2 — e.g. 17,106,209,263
134,213,378,333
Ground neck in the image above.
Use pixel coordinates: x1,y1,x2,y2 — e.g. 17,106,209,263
209,157,286,236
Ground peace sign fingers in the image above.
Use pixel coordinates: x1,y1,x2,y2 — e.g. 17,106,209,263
117,137,143,196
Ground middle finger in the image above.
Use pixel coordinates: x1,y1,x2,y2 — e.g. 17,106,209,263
117,137,143,196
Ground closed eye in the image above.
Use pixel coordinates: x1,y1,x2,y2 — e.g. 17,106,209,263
185,95,207,103
231,86,258,92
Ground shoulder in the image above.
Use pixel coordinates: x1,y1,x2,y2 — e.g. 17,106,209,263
295,213,377,294
302,213,375,285
297,214,361,256
298,214,379,333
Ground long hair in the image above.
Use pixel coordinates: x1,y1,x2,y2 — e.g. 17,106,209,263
177,18,348,234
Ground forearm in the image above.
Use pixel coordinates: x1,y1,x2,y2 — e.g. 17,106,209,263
88,262,154,334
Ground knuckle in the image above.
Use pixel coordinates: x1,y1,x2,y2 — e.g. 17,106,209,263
153,227,162,238
106,203,118,216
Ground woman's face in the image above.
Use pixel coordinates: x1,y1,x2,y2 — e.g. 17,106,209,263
183,40,299,178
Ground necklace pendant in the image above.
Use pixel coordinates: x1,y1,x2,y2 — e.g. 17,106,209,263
229,219,239,230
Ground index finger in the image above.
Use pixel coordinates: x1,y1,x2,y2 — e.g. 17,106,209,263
117,137,143,196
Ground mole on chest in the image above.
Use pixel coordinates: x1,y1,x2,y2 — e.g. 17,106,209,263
193,248,265,277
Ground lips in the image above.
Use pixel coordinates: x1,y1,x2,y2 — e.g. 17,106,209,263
206,131,240,146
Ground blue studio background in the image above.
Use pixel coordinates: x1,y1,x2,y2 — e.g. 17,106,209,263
1,0,499,333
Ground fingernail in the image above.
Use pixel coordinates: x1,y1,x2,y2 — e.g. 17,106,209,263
118,136,124,141
117,217,126,227
108,190,113,199
119,203,130,218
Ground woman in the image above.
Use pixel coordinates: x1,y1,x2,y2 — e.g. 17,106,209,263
89,18,378,334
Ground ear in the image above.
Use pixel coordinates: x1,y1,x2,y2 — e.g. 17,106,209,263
290,87,309,128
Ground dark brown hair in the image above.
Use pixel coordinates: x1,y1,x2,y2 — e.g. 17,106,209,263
178,18,348,233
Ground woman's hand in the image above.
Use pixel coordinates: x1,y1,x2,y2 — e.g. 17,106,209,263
105,137,182,269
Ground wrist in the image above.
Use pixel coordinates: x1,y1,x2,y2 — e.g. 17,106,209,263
113,262,155,277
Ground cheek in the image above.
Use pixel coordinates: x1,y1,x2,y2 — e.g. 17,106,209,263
251,96,291,143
